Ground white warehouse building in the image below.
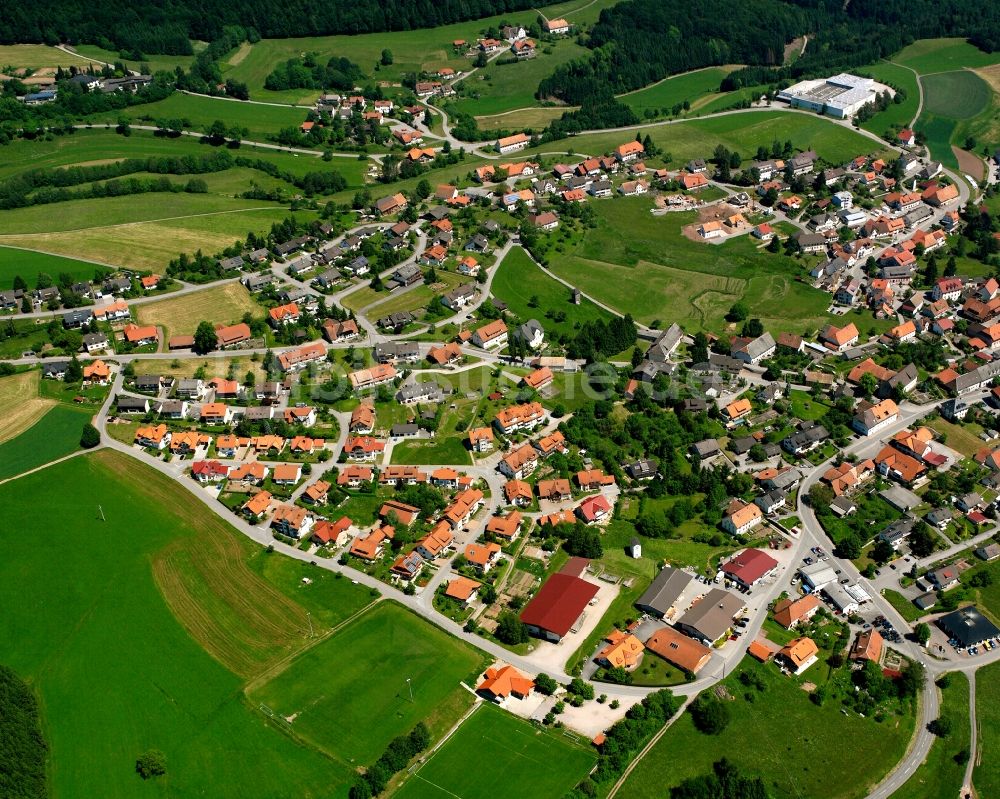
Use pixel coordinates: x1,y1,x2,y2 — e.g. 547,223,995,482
777,73,881,118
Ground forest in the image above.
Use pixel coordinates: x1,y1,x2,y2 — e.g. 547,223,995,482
0,0,542,55
0,666,47,799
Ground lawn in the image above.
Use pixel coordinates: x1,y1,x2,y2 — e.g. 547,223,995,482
489,246,613,340
620,658,916,799
923,416,986,458
894,672,970,799
545,197,837,333
975,659,1000,799
524,110,887,165
140,354,272,384
0,450,361,798
0,368,54,444
249,601,486,766
393,702,595,799
0,43,96,69
117,93,310,142
452,38,590,117
789,389,831,421
364,271,469,319
620,67,733,118
0,245,104,290
0,403,93,480
894,38,1000,75
392,435,473,465
135,282,264,340
881,589,924,623
921,70,991,119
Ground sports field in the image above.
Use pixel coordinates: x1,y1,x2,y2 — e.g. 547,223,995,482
0,404,93,480
0,451,368,797
135,282,263,340
620,659,915,799
545,197,840,333
490,246,613,340
249,601,486,766
894,672,970,799
620,67,733,118
394,703,595,799
522,110,888,166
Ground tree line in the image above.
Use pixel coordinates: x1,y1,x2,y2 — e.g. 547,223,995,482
0,0,542,55
0,665,47,799
264,55,364,92
0,174,208,209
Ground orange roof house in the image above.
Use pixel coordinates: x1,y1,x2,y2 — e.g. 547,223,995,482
486,511,522,540
747,640,773,662
445,576,481,603
477,665,534,701
778,637,819,673
722,398,752,422
772,594,821,628
82,359,111,382
242,490,273,517
850,629,884,663
596,629,644,669
123,323,157,344
645,626,712,673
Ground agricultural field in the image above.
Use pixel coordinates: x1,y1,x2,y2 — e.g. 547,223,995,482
474,106,568,133
523,110,889,166
134,282,264,340
894,38,1000,75
249,601,486,765
0,197,301,270
894,672,970,799
0,369,55,444
620,658,915,799
452,37,589,118
140,354,273,385
117,93,312,143
0,450,368,798
975,660,1000,799
489,246,613,340
545,197,839,333
921,71,991,119
0,43,97,70
393,703,595,799
0,403,93,480
620,67,734,118
0,246,105,291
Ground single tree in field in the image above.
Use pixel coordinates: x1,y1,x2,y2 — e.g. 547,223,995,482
193,321,218,355
80,423,100,449
135,750,166,779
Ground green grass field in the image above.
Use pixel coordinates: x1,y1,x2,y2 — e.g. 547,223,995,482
0,404,93,480
394,703,595,799
0,43,97,70
391,436,472,465
917,113,961,169
861,62,921,132
73,43,200,75
452,38,589,117
545,197,838,333
894,672,970,799
489,246,612,338
895,38,1000,75
475,106,569,132
620,67,733,118
121,93,311,142
524,110,887,165
921,71,991,119
620,658,915,799
222,0,620,101
975,660,1000,798
0,246,103,290
0,450,362,798
135,282,263,340
249,601,486,766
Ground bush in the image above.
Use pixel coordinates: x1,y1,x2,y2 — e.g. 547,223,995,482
135,750,167,779
80,422,100,449
689,693,730,735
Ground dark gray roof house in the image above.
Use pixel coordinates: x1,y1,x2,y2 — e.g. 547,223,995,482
625,459,659,480
690,439,720,460
635,566,693,619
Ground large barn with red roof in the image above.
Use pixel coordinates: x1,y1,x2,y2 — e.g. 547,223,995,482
519,571,599,642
